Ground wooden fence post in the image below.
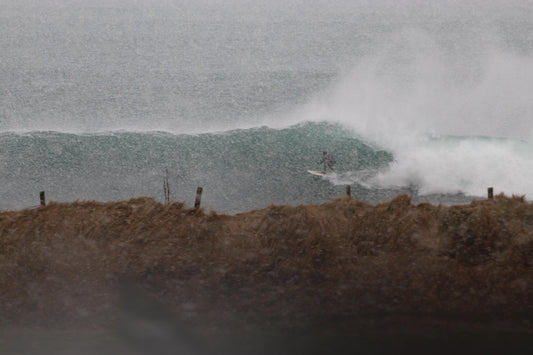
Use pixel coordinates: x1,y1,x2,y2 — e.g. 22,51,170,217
163,169,170,204
346,185,351,197
40,191,46,206
194,187,203,209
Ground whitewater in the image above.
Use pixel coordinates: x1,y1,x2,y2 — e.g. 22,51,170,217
1,0,533,213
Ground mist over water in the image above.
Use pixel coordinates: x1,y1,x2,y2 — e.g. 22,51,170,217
293,17,533,197
2,0,533,209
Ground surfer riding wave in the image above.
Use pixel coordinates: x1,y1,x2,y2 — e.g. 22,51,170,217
318,151,335,174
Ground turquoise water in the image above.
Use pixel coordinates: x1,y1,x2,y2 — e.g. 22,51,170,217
2,1,533,212
0,122,396,213
7,120,530,213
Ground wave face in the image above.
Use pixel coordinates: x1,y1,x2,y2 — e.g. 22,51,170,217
0,123,393,213
5,122,532,213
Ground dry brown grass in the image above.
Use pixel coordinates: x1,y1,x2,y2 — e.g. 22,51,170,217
0,194,531,332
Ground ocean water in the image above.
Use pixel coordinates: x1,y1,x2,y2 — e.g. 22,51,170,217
2,0,533,213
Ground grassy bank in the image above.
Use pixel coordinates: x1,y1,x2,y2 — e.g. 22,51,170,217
0,194,531,352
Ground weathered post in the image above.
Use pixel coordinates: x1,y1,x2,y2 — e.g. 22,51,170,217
194,187,203,209
488,187,494,199
40,191,46,206
163,169,170,204
346,185,351,197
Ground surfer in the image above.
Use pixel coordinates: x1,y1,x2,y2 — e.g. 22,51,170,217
318,151,335,173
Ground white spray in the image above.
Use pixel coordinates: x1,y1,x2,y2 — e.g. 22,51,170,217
297,27,533,197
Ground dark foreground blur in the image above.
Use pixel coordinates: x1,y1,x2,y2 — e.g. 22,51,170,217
0,194,532,354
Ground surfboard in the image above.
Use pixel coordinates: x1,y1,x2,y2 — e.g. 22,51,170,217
307,170,327,177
